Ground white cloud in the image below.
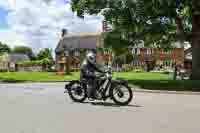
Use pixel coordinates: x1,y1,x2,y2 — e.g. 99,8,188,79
0,29,27,47
0,0,103,53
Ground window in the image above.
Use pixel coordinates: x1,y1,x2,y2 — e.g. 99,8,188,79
144,49,147,54
132,48,140,55
135,48,138,54
151,49,154,54
74,49,80,56
147,48,152,55
137,48,140,55
132,48,136,54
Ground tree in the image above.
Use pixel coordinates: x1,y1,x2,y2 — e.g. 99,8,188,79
12,46,35,60
192,0,200,80
0,42,11,55
71,0,195,78
37,48,54,70
126,51,134,64
37,48,53,60
112,47,133,66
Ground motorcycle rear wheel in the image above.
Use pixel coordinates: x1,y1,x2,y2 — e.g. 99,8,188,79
68,82,87,103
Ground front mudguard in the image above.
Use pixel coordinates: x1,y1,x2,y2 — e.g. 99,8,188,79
109,78,129,96
112,78,129,86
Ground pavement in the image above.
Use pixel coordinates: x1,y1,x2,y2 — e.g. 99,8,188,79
0,82,200,133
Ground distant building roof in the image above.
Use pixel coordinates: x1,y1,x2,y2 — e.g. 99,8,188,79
55,33,103,54
8,53,30,63
63,32,101,38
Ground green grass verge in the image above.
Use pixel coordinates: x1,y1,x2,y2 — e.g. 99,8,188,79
0,72,171,81
113,72,171,80
0,72,79,82
0,72,199,91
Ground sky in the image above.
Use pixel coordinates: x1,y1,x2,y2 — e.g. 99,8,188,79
0,0,103,53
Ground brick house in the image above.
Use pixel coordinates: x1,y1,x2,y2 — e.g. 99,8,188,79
55,32,112,72
0,53,30,71
130,47,184,67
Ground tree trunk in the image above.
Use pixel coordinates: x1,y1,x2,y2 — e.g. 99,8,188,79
192,14,200,80
66,56,70,75
176,16,185,43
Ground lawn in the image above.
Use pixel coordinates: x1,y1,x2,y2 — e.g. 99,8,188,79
0,72,198,91
113,72,171,80
0,72,171,82
0,72,80,82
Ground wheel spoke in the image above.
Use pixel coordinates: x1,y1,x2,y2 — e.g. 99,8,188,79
113,89,120,96
112,85,132,104
70,83,85,100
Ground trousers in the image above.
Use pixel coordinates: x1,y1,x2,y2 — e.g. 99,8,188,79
87,78,97,98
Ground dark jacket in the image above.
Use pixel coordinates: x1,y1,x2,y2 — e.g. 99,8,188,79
80,60,104,80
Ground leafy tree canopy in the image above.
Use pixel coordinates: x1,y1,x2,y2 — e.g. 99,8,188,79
71,0,192,48
37,48,53,61
37,48,54,68
12,46,35,60
0,42,11,55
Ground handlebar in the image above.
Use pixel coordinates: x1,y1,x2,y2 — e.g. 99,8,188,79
100,71,112,79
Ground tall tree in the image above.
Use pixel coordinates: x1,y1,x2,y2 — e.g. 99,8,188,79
0,42,11,55
71,0,195,78
37,48,53,60
12,46,35,60
192,0,200,80
37,48,54,70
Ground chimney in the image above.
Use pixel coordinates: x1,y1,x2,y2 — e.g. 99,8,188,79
61,29,67,38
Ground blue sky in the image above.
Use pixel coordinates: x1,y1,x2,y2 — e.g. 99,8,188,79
0,7,9,29
0,0,103,52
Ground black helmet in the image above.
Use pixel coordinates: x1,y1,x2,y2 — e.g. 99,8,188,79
86,51,96,64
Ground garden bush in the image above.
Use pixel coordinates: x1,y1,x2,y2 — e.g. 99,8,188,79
129,80,200,91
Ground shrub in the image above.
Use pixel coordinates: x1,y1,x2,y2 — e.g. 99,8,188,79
129,80,200,91
122,64,132,72
0,69,7,72
17,61,42,66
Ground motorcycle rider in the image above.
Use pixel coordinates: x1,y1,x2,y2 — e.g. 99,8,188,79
80,51,105,99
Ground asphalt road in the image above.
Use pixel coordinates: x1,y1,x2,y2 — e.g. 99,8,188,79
0,83,200,133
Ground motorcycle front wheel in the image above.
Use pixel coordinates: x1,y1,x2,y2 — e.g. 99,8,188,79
68,82,87,103
111,85,133,106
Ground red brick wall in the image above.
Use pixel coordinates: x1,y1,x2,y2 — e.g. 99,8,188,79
132,48,184,65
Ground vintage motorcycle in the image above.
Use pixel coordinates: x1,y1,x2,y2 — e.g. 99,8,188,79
64,67,133,106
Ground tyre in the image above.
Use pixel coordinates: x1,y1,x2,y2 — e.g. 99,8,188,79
111,85,133,106
68,82,87,103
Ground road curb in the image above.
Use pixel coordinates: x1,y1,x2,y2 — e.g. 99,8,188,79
0,80,66,84
134,89,200,95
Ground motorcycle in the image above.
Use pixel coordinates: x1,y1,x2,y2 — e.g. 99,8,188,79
64,66,133,106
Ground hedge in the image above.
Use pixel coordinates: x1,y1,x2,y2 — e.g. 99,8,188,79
129,80,200,91
17,59,53,66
